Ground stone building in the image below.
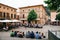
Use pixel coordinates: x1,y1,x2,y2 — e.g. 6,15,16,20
51,11,58,21
0,3,17,20
19,5,48,25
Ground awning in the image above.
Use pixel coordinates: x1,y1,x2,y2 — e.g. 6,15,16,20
0,20,21,22
20,18,40,20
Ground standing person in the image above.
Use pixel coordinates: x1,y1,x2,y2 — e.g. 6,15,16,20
35,31,40,39
30,31,35,38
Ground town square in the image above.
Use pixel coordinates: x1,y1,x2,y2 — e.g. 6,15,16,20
0,0,60,40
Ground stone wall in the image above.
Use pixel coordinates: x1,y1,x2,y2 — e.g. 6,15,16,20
48,30,60,40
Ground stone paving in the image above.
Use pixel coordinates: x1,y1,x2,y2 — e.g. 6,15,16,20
0,25,60,40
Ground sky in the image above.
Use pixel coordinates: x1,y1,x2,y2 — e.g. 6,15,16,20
0,0,47,8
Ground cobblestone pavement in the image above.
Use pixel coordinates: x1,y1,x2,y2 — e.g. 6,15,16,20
0,25,60,40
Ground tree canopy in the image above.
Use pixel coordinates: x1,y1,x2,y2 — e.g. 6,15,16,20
45,7,50,16
57,7,60,12
44,0,60,11
27,10,37,23
55,13,60,20
44,0,60,21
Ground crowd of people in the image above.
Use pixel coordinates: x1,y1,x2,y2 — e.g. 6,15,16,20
1,22,21,31
10,30,46,39
23,23,43,28
0,22,43,31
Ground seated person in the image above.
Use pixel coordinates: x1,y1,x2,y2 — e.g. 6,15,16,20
3,27,6,30
41,33,46,38
3,26,8,31
17,31,23,38
23,32,25,36
35,31,40,39
36,24,38,28
25,23,28,27
10,31,14,37
34,24,37,28
25,31,30,38
39,32,42,39
30,23,33,27
30,31,35,38
14,31,17,37
6,26,8,30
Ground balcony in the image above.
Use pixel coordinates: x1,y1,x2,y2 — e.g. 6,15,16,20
36,18,40,20
20,18,27,20
20,18,40,20
2,16,11,20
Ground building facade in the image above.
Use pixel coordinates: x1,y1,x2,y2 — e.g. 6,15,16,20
0,3,17,20
19,5,48,25
51,11,58,21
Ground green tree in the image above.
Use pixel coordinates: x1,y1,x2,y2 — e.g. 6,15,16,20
44,0,60,22
44,0,60,11
57,7,60,12
45,6,50,16
27,10,37,23
55,13,60,20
